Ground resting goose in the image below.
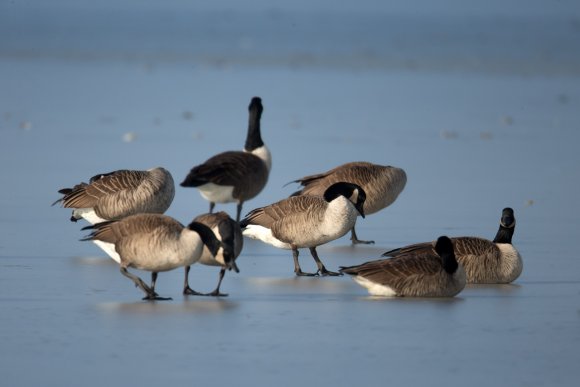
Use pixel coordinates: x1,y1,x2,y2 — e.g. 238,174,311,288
241,182,366,276
183,211,242,297
53,167,175,224
382,208,522,284
340,236,466,297
81,213,227,300
180,97,271,222
289,161,406,244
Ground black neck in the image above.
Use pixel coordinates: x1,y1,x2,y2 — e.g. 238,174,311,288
493,225,514,244
188,222,220,256
244,97,264,151
441,252,459,274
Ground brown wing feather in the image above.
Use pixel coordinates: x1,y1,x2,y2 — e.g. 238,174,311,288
242,195,325,228
86,214,183,244
342,254,443,284
183,151,268,200
59,170,149,209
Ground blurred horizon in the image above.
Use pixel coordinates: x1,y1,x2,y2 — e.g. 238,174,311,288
2,0,580,76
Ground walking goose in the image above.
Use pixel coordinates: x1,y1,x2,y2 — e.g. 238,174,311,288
241,182,366,276
289,161,406,244
340,236,466,297
382,208,522,284
81,213,229,300
53,167,175,224
183,211,242,297
180,97,271,222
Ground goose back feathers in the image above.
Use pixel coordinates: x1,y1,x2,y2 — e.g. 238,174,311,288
54,167,175,224
291,162,406,216
340,236,466,297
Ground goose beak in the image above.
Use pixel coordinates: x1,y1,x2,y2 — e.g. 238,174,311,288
228,260,240,273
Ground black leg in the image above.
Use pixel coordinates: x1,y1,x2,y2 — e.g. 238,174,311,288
293,248,317,276
309,247,342,276
147,271,172,300
183,265,204,296
209,202,215,213
236,202,243,223
120,267,172,300
350,226,375,245
205,268,229,297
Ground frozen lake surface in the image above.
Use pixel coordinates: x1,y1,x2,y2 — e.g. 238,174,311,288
1,1,580,386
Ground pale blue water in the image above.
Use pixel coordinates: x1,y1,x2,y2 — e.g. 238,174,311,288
1,1,580,386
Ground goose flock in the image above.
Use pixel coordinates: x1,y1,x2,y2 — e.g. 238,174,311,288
54,96,522,300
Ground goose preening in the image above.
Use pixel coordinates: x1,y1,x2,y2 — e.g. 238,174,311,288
180,97,271,222
381,208,522,284
53,167,175,224
289,161,406,244
340,236,466,297
81,213,227,300
183,212,242,297
241,182,366,276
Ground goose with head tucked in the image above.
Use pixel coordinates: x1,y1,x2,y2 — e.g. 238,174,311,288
53,167,175,224
340,236,466,297
81,213,226,300
289,161,406,244
382,208,522,284
183,211,242,297
181,97,271,222
241,182,366,276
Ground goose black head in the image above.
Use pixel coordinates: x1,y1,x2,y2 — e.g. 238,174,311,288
217,220,240,273
323,182,367,218
493,207,516,244
435,236,458,274
500,207,515,228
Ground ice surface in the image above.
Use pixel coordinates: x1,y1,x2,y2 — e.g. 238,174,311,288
1,1,580,386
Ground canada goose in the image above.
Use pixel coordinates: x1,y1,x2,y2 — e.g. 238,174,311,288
382,208,522,284
183,212,242,297
340,236,466,297
180,97,271,222
53,167,175,224
81,213,228,300
289,161,406,244
241,182,366,276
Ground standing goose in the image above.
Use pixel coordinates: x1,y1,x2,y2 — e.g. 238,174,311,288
340,236,466,297
382,208,522,284
289,161,406,244
183,211,242,297
53,167,175,224
241,182,366,276
180,97,271,222
81,213,228,300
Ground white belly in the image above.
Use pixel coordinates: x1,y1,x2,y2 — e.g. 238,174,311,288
197,183,236,203
242,225,292,249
